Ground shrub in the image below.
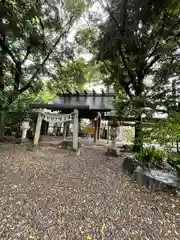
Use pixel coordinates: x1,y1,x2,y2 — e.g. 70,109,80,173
167,152,180,176
135,147,166,169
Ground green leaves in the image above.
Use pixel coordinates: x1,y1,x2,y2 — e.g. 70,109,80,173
75,26,99,54
65,0,90,15
167,152,180,176
47,59,104,95
136,147,166,169
0,0,89,112
96,0,179,108
143,112,180,148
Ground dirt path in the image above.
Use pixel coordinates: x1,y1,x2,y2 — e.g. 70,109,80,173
0,144,180,239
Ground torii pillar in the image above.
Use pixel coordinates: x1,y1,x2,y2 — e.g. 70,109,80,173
73,109,79,150
33,111,44,146
97,112,101,140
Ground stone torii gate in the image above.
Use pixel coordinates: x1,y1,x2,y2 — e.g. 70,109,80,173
33,108,79,150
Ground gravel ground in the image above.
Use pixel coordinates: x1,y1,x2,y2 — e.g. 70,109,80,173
0,144,180,240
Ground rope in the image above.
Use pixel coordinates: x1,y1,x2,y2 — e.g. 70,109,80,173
38,111,74,123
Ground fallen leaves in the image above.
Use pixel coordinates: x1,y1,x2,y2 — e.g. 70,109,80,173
0,144,180,239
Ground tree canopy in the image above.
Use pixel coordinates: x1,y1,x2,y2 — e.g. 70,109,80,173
1,0,180,151
0,0,90,106
94,0,180,150
46,59,100,94
96,0,180,110
0,0,90,137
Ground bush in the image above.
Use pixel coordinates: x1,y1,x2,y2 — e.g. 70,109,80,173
167,153,180,176
135,147,166,169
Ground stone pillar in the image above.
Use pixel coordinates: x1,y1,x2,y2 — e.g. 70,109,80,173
110,127,117,149
73,109,79,150
79,119,81,136
21,119,30,143
33,112,43,146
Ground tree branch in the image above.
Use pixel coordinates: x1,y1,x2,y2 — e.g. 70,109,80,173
122,0,128,37
21,46,31,65
0,37,23,92
7,17,75,105
0,38,19,67
118,46,135,81
13,63,22,91
144,54,160,76
102,0,135,83
147,13,167,58
103,60,113,75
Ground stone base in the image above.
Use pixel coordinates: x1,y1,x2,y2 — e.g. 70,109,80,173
122,156,137,174
71,148,81,156
106,147,119,157
118,144,133,153
58,140,81,156
133,167,179,192
20,138,30,145
122,157,180,193
59,140,81,149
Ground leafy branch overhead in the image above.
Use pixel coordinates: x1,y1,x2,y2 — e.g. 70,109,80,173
0,0,90,108
47,59,104,94
96,0,180,114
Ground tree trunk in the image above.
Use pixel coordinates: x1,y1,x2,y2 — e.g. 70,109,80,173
0,30,5,141
133,79,144,152
176,140,179,153
133,116,143,152
0,66,5,140
0,110,5,141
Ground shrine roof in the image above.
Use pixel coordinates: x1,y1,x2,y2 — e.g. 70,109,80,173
31,90,116,113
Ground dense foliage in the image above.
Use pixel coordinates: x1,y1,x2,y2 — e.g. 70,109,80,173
1,0,180,160
47,59,102,94
95,0,180,151
0,0,90,137
135,147,166,169
143,113,180,149
167,152,180,176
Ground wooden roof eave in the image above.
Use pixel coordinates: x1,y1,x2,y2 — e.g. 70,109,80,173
30,104,90,111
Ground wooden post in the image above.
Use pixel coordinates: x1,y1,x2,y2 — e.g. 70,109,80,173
97,115,101,140
73,109,79,150
94,119,97,143
47,120,54,136
63,122,68,140
107,121,110,144
88,133,91,145
33,112,43,146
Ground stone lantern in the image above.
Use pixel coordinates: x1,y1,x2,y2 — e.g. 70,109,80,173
106,117,120,157
110,127,117,149
21,116,31,142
